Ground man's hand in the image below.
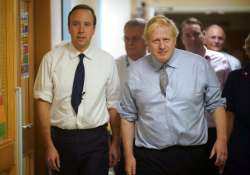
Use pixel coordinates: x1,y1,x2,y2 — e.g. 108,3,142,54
125,155,136,175
108,108,121,167
209,138,228,174
46,144,60,172
109,139,120,167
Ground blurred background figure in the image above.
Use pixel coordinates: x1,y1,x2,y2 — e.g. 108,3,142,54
115,18,147,175
116,18,147,89
204,24,241,70
222,33,250,175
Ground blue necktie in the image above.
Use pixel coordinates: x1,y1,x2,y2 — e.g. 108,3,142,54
71,54,85,114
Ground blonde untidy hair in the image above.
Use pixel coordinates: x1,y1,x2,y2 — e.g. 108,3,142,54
144,15,179,42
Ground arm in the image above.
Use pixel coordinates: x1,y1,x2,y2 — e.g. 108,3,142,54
121,118,136,175
210,106,228,174
36,99,60,171
108,108,121,167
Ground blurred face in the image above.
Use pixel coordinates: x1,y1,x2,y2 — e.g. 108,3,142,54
147,25,176,63
68,9,95,52
181,24,204,53
204,26,225,51
124,26,147,60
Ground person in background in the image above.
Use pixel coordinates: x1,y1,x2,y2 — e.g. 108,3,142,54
34,4,120,175
116,18,147,90
115,18,147,175
204,24,241,70
119,15,228,175
180,17,231,175
222,33,250,175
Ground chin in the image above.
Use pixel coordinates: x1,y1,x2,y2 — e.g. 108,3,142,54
157,56,168,63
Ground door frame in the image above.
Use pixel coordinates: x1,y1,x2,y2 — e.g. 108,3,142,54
0,0,18,174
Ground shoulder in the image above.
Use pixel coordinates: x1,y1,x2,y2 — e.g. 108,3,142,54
42,42,70,64
206,49,227,60
222,52,237,60
125,56,151,85
116,55,126,65
116,55,126,61
224,69,242,89
172,49,215,77
84,46,116,68
222,52,241,66
129,55,150,70
229,68,243,78
176,48,202,59
125,55,150,78
175,48,208,65
91,47,114,60
49,41,70,54
206,49,231,69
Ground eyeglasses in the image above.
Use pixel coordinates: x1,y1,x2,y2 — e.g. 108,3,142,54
183,31,202,39
124,36,143,43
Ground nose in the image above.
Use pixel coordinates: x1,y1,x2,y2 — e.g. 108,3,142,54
189,35,196,41
214,37,219,43
127,40,134,45
159,40,165,50
79,24,85,33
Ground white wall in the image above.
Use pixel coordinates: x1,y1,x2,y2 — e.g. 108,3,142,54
51,0,62,47
146,0,250,13
99,0,131,58
51,0,131,58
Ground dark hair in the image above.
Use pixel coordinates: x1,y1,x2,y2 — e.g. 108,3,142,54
124,18,146,32
180,17,204,32
68,4,96,27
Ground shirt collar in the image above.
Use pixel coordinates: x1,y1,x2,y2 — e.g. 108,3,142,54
148,48,178,71
68,42,95,60
126,56,136,67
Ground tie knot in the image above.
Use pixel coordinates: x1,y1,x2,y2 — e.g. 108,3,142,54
79,54,85,62
161,63,167,70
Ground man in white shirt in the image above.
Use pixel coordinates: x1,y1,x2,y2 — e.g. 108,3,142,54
204,24,241,70
34,4,120,175
180,17,231,175
116,18,147,88
115,18,147,175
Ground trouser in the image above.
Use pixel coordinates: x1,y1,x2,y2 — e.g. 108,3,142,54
134,144,208,175
114,144,126,175
223,125,250,175
51,125,109,175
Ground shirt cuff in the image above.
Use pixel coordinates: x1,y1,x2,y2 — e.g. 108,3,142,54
33,91,52,103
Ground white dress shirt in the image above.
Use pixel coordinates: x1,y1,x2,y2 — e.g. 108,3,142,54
222,52,241,71
116,55,137,89
34,42,120,129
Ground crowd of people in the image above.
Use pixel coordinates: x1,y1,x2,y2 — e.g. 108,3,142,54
34,4,250,175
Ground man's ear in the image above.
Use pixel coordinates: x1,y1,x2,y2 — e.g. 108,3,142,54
201,30,206,43
202,30,206,39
